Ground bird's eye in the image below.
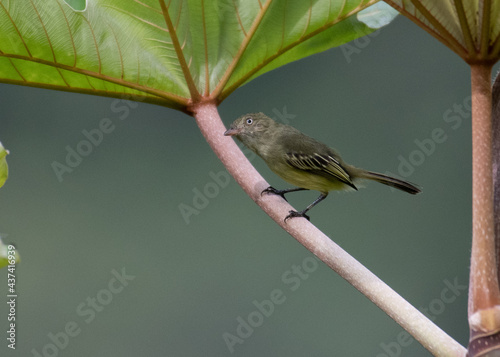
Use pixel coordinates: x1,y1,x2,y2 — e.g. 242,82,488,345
245,117,253,125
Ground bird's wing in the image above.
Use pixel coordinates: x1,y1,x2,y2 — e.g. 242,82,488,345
284,151,356,189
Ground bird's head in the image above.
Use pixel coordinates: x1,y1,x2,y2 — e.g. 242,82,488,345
224,113,276,138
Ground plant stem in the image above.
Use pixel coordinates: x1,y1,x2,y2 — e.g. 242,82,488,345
492,71,500,293
193,101,466,356
468,63,500,331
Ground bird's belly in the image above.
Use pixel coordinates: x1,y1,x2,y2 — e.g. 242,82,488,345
269,162,349,192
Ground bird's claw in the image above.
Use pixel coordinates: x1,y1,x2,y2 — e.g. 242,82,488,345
262,187,311,221
261,186,288,202
284,210,310,222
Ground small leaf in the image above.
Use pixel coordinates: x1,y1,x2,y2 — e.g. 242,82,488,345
0,237,20,270
0,141,9,188
358,2,399,29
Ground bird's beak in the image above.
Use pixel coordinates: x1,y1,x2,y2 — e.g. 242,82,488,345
224,127,241,136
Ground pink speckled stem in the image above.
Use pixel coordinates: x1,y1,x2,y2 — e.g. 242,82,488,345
193,101,465,356
468,64,500,320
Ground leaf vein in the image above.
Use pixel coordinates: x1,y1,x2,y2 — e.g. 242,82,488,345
29,0,57,63
134,0,162,15
56,0,78,67
158,0,200,101
232,0,247,36
106,21,125,80
0,52,188,105
8,58,26,82
0,1,32,57
80,16,102,74
105,6,168,32
201,0,210,95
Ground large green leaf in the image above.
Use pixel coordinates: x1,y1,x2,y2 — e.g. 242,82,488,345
385,0,500,63
0,0,395,112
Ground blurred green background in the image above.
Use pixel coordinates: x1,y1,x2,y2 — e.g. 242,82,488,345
0,15,495,357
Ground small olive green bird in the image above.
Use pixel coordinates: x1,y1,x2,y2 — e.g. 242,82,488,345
224,112,420,222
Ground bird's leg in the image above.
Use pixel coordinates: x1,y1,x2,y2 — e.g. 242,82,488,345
285,192,329,222
261,186,308,202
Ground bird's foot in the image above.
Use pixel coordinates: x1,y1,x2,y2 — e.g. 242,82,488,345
262,187,312,221
261,186,288,202
284,210,310,222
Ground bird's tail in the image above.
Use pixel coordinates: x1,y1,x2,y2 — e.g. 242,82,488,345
362,171,421,195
